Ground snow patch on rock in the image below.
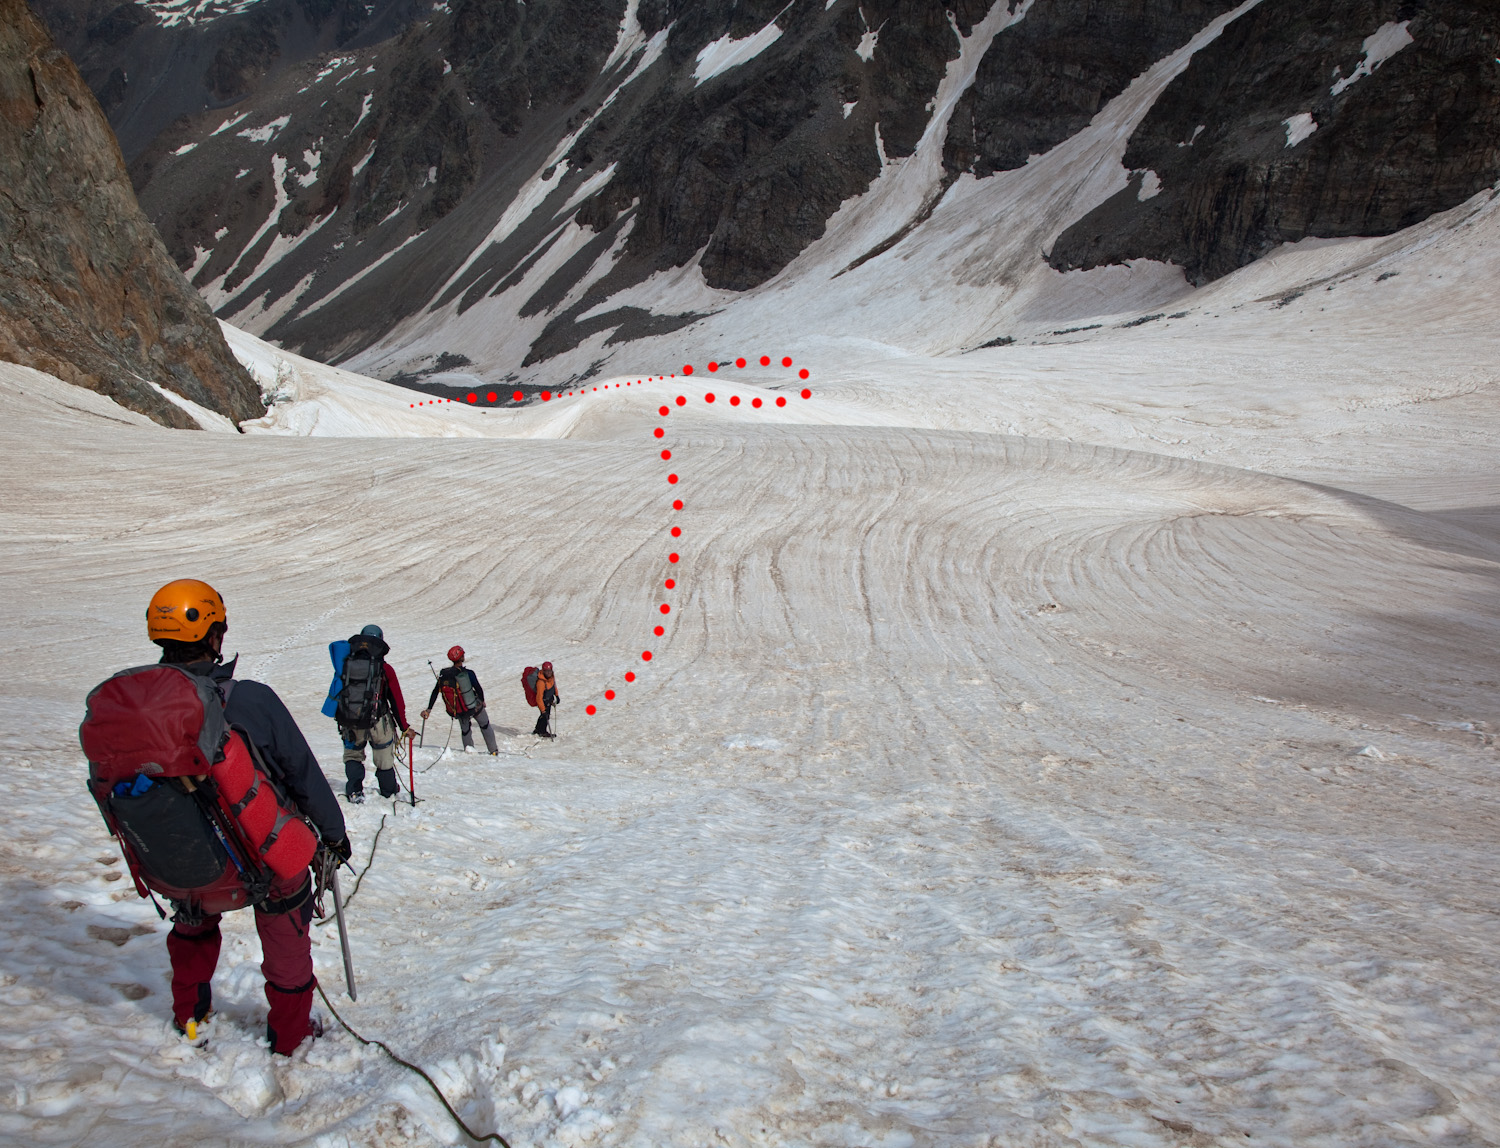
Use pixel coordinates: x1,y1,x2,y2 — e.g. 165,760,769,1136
237,115,291,144
694,6,790,86
1331,21,1413,97
1283,112,1318,147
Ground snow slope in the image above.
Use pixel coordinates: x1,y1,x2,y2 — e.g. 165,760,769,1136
2,198,1498,1148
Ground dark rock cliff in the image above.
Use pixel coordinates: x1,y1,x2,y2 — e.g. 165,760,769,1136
0,0,263,427
1048,0,1500,284
944,0,1241,178
34,0,426,160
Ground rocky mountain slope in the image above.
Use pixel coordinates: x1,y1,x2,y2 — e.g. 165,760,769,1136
36,0,1500,391
1,0,262,427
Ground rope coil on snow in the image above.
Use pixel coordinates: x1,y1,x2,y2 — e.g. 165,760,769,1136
315,983,511,1147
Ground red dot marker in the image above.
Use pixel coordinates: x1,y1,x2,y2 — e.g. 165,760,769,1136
654,428,665,438
670,526,681,537
660,604,671,614
542,391,552,401
661,450,671,460
485,392,495,402
659,406,670,416
467,393,477,403
642,651,653,661
664,578,675,589
605,690,615,700
801,388,811,399
654,625,664,636
759,355,770,366
675,396,686,407
705,393,715,403
735,358,746,368
513,390,523,401
668,474,678,484
776,396,787,407
708,362,718,372
625,672,635,682
669,552,679,563
752,397,763,408
730,395,740,406
799,369,809,379
683,365,694,375
672,499,683,510
586,704,597,715
782,357,792,367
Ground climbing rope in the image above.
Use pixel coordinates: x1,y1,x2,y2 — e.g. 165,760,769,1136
315,982,511,1147
317,815,386,925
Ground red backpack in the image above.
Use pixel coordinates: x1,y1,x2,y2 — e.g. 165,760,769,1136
80,665,319,918
521,666,539,707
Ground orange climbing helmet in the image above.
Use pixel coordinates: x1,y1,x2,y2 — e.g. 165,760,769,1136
146,579,226,644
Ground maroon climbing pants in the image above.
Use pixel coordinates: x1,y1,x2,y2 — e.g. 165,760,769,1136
166,873,317,1055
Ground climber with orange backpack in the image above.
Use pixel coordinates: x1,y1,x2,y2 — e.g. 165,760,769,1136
421,645,499,755
80,579,352,1055
526,661,559,738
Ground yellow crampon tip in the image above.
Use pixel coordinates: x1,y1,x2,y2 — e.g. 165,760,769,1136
186,1019,197,1041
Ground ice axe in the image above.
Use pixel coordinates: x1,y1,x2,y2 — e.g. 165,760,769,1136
315,849,357,1001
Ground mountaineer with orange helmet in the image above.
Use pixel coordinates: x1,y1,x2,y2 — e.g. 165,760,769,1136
420,645,499,755
92,579,349,1055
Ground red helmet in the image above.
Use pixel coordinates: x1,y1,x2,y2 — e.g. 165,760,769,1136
542,661,553,673
448,645,465,662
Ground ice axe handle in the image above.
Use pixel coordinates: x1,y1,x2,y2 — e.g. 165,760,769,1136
331,867,357,1001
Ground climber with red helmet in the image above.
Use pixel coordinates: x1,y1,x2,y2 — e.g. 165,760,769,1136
532,660,559,738
421,645,498,755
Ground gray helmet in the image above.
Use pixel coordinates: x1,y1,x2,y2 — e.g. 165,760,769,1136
361,624,384,638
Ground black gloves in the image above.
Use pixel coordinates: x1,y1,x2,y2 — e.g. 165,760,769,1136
325,836,353,866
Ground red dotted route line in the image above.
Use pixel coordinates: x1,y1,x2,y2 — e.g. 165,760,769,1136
584,356,814,717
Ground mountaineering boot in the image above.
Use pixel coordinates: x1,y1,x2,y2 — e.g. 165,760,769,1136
465,744,477,754
345,790,365,804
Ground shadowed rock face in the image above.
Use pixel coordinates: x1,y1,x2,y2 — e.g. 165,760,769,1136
33,0,425,160
0,0,262,427
1048,0,1500,284
944,0,1241,179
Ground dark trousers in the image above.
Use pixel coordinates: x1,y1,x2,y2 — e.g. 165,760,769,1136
460,705,499,753
533,704,553,736
166,874,317,1055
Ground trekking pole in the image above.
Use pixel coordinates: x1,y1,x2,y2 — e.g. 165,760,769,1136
418,714,427,749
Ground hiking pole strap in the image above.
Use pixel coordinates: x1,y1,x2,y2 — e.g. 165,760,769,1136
331,867,357,1001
